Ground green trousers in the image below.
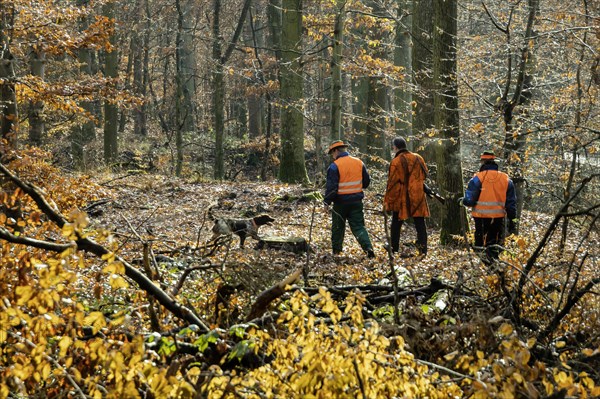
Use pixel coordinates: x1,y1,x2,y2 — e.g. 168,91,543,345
331,202,373,253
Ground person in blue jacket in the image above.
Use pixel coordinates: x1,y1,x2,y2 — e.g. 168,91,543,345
324,140,375,258
462,150,517,263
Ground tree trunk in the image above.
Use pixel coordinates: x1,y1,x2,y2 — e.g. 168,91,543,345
265,0,282,180
560,0,590,251
500,0,540,234
211,0,225,179
366,76,387,160
351,76,369,153
28,48,45,146
433,0,464,243
118,38,133,133
178,0,197,133
365,0,389,161
0,3,23,232
132,0,148,137
103,1,119,166
411,0,434,150
394,0,412,138
0,47,17,148
71,0,96,171
211,0,252,180
329,0,345,141
278,0,309,183
175,0,186,177
244,16,264,139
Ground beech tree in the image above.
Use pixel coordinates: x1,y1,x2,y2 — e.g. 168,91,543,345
393,0,412,138
411,0,435,150
432,0,465,242
329,0,346,141
103,1,119,165
278,0,309,183
0,2,17,149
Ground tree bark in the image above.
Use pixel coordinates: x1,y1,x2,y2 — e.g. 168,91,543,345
28,48,45,146
411,0,434,151
211,0,224,179
71,0,96,171
132,0,148,137
432,0,464,243
103,1,119,166
394,0,412,138
329,0,345,141
244,16,264,139
278,0,309,183
178,0,197,134
0,2,17,149
351,76,369,153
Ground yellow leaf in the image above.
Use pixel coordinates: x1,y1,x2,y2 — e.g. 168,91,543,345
499,323,513,336
555,341,566,349
84,311,106,330
103,261,125,274
582,348,594,356
42,363,52,380
444,350,458,361
16,286,34,306
58,336,72,357
109,274,129,289
62,223,74,237
101,252,115,262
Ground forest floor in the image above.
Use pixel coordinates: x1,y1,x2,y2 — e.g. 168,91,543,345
5,150,599,396
84,172,600,375
90,172,487,293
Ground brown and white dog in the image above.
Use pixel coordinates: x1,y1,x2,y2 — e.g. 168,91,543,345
208,205,275,248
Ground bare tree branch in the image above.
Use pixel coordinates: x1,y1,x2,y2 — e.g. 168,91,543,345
0,162,210,332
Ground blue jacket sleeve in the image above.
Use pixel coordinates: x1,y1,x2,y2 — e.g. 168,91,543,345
324,164,339,205
463,176,481,207
505,180,517,220
362,164,370,190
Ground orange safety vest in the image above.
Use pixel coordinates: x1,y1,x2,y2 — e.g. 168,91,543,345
472,170,509,218
334,155,364,195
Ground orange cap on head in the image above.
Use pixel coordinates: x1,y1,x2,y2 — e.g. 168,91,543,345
327,140,347,154
480,150,496,161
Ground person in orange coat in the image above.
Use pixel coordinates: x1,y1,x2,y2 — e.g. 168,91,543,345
383,137,430,256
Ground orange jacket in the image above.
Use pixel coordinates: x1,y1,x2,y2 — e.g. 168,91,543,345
384,150,430,220
471,170,509,218
334,155,365,195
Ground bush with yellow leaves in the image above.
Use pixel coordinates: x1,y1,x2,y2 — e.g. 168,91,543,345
198,289,464,398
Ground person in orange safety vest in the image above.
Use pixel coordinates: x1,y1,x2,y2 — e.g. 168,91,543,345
324,140,375,258
462,150,517,264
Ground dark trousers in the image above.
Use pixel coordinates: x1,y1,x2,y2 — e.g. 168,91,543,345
331,202,373,253
390,213,427,255
474,217,505,261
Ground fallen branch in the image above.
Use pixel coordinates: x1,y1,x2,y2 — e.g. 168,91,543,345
0,163,210,332
246,267,302,321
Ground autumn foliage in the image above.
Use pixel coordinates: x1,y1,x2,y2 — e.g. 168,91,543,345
1,149,599,398
1,0,599,397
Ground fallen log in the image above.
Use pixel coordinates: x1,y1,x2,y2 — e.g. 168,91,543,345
246,267,302,321
256,235,309,254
